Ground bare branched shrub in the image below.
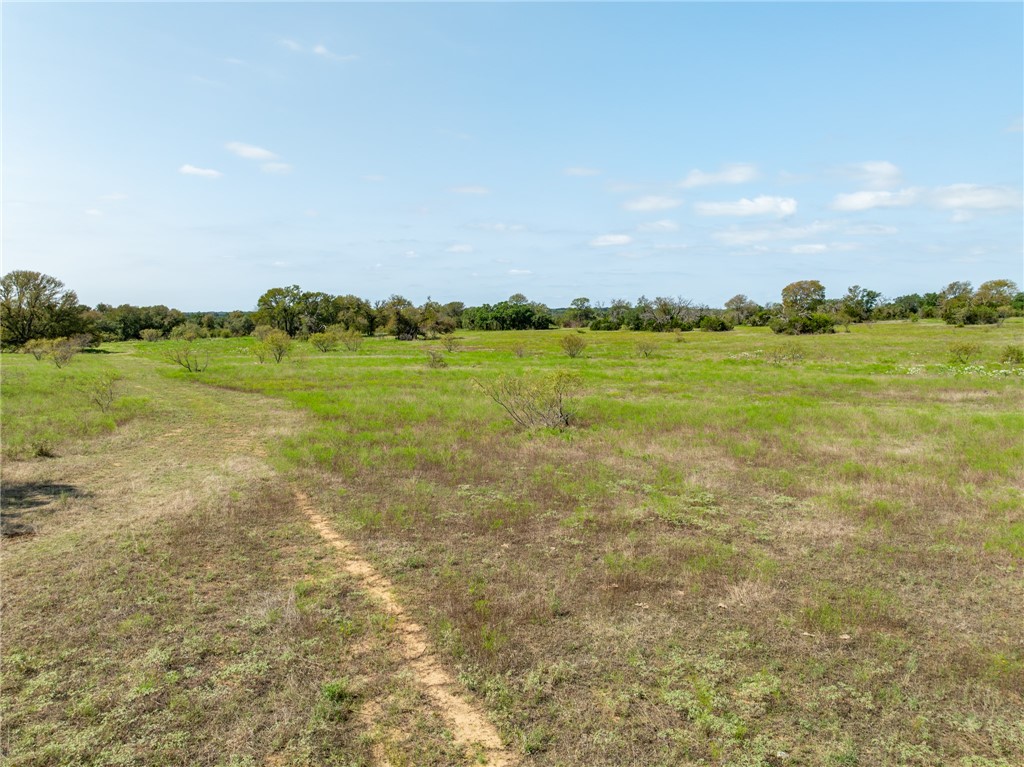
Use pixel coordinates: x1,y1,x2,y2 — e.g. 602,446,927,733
441,335,462,353
635,340,657,358
139,328,164,342
949,342,981,365
338,329,364,352
477,370,582,429
78,369,124,413
512,343,526,358
22,339,50,361
560,334,587,358
426,350,448,368
165,341,209,372
49,337,87,368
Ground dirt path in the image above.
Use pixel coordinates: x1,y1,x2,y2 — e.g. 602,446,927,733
294,490,517,767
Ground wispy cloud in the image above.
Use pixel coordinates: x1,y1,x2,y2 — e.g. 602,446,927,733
679,163,758,188
100,192,128,202
564,167,601,177
930,184,1021,211
831,188,919,211
85,208,103,217
226,141,278,160
313,44,357,62
696,195,797,217
508,269,532,275
637,219,679,233
468,222,525,233
451,185,490,195
261,162,292,175
179,164,222,179
446,243,474,253
590,234,633,247
841,160,903,190
623,195,683,212
280,39,357,61
712,221,832,247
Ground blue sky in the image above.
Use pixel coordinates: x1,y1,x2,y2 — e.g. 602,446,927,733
4,2,1022,311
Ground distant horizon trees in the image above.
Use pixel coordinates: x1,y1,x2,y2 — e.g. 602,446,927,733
2,270,1022,348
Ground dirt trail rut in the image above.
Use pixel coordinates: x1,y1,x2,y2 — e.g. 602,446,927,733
294,490,517,767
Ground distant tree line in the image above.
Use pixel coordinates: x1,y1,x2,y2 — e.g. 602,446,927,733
2,269,1021,350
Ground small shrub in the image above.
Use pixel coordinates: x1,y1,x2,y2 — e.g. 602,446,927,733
426,350,448,368
560,334,587,358
139,328,163,342
948,342,981,365
22,339,50,360
78,370,124,413
770,313,835,335
999,344,1024,365
260,330,292,364
169,322,205,341
165,341,209,372
512,343,526,358
765,343,805,365
49,337,88,368
332,329,362,352
635,340,657,358
252,324,275,341
308,332,337,352
699,315,734,332
441,335,462,353
477,370,582,429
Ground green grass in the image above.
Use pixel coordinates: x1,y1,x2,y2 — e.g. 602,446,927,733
3,318,1023,765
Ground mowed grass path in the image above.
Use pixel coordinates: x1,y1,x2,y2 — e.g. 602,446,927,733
4,320,1023,765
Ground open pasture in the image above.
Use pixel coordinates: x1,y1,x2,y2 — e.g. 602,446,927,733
3,320,1023,766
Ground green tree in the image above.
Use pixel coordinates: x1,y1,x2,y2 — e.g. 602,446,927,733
974,279,1018,308
781,280,826,316
1,271,92,348
254,286,304,336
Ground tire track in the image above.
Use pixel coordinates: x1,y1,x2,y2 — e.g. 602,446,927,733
293,489,517,767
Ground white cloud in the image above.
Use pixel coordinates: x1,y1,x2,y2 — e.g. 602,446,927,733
469,222,525,233
280,38,302,51
830,188,919,211
451,185,490,195
85,208,102,217
262,162,292,174
404,250,418,259
508,269,532,275
843,160,903,190
226,141,278,161
623,195,683,212
679,163,758,188
789,243,829,254
313,44,357,61
590,234,633,247
565,167,601,177
637,219,679,233
446,244,474,253
929,184,1021,211
696,195,797,217
179,164,222,179
100,192,128,201
712,221,832,246
845,223,899,235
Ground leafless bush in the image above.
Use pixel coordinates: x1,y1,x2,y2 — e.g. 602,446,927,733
166,341,209,372
477,371,582,429
635,340,657,358
441,335,462,353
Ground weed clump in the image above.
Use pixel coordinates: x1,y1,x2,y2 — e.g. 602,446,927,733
948,341,981,365
560,334,587,358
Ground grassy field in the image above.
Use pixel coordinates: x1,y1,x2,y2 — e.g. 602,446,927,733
3,320,1023,765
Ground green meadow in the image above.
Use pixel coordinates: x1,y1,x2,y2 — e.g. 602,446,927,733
3,320,1023,766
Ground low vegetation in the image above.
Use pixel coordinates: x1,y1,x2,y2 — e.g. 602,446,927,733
3,320,1023,765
